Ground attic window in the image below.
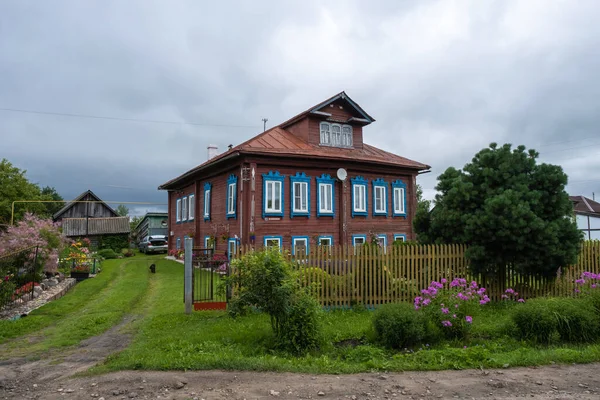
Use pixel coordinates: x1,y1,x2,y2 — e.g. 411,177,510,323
320,122,353,148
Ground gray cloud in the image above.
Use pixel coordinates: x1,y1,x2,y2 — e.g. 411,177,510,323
2,0,600,214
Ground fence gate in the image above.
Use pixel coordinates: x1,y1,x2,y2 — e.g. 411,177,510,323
190,247,229,310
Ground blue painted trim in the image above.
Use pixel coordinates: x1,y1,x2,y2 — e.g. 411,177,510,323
188,194,195,221
391,180,408,218
203,182,212,221
204,235,211,248
352,234,367,246
377,234,387,247
351,176,368,217
263,235,283,248
290,172,311,218
227,238,240,259
226,174,238,220
372,178,388,217
291,236,310,255
181,196,188,222
393,233,407,243
262,171,285,219
316,174,335,217
317,235,333,246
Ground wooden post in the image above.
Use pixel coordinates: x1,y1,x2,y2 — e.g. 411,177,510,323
184,237,193,314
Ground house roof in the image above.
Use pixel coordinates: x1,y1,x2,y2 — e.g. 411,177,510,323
570,195,600,215
53,190,118,220
61,217,130,237
159,92,429,190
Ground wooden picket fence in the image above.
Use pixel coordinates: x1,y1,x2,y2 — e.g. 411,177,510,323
232,241,600,307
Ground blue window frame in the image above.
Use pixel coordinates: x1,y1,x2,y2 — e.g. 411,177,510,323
393,233,407,243
264,235,283,249
290,172,311,218
317,235,333,246
228,238,240,259
204,235,211,248
226,174,238,219
203,182,212,221
352,234,367,246
291,236,309,255
351,176,368,217
262,171,285,218
176,237,181,250
392,180,407,218
316,174,335,217
372,178,388,217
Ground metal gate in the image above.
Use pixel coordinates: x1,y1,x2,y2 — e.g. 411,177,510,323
190,247,229,310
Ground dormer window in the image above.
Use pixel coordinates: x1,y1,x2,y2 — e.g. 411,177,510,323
320,122,353,147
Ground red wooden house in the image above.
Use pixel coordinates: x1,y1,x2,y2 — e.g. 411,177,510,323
158,92,430,255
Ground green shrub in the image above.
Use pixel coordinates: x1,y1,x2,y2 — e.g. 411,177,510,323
97,249,118,260
278,291,322,354
512,297,600,344
551,298,599,343
373,302,434,349
512,299,557,344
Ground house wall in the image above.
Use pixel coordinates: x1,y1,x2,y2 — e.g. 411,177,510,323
168,182,197,251
576,214,600,240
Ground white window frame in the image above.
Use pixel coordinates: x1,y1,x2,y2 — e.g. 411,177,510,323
374,185,386,214
227,183,236,215
264,236,282,249
353,184,366,212
204,189,211,218
319,122,353,147
181,196,188,222
265,180,282,213
393,234,406,243
228,238,238,258
331,123,341,146
188,194,195,220
342,125,353,147
352,235,366,246
318,183,333,214
176,198,182,222
320,122,331,145
292,181,308,213
292,237,308,255
318,236,332,246
394,187,405,214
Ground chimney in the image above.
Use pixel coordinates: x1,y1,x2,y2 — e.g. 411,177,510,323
207,144,218,160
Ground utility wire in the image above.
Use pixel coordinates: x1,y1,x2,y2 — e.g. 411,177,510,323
0,107,260,129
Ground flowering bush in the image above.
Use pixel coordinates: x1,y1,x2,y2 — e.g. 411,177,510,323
574,271,599,293
414,278,487,339
501,288,525,303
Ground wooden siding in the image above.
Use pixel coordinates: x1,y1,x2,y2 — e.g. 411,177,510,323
55,193,117,220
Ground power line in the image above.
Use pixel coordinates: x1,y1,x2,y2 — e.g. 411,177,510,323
0,107,260,129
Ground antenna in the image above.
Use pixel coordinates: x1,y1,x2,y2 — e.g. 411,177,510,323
262,118,268,132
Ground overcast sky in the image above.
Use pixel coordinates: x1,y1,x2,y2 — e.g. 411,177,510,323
2,0,600,216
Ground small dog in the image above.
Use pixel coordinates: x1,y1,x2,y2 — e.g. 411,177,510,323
149,264,156,273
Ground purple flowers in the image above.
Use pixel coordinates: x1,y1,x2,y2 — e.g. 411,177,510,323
465,316,473,324
442,320,452,327
441,307,449,314
517,298,525,303
574,272,599,294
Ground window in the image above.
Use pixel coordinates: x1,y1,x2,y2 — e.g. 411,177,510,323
351,176,368,217
188,194,195,220
352,234,367,246
292,236,309,255
264,236,282,249
372,178,388,216
226,175,238,219
392,180,407,217
393,234,407,243
181,196,188,222
319,122,353,147
176,198,182,222
290,172,310,217
377,234,387,248
203,183,212,220
263,171,285,218
204,236,211,249
228,238,239,259
316,174,335,217
176,237,181,250
318,235,333,246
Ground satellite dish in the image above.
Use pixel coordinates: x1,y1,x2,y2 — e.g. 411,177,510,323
336,168,347,181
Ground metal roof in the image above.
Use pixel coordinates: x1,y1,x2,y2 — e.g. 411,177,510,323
570,195,600,215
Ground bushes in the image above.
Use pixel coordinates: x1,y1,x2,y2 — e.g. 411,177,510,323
97,249,118,259
373,303,435,349
512,297,600,344
278,291,322,354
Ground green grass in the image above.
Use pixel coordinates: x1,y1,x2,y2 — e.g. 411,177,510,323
93,260,600,374
0,256,164,357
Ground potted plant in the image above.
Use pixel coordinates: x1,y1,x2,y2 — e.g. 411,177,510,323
220,233,229,242
71,264,91,282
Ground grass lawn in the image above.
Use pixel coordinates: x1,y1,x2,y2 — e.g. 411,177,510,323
93,259,600,374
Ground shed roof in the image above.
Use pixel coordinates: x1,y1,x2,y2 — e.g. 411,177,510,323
570,195,600,215
61,217,130,237
53,190,118,220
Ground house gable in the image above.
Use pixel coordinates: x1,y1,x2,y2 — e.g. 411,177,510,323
53,190,118,221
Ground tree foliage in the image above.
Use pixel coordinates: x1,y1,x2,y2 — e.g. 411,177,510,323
0,159,64,226
115,204,129,217
414,143,582,278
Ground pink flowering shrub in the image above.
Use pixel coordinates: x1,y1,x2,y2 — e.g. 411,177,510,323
414,278,489,339
501,288,525,303
574,272,599,293
0,213,69,274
